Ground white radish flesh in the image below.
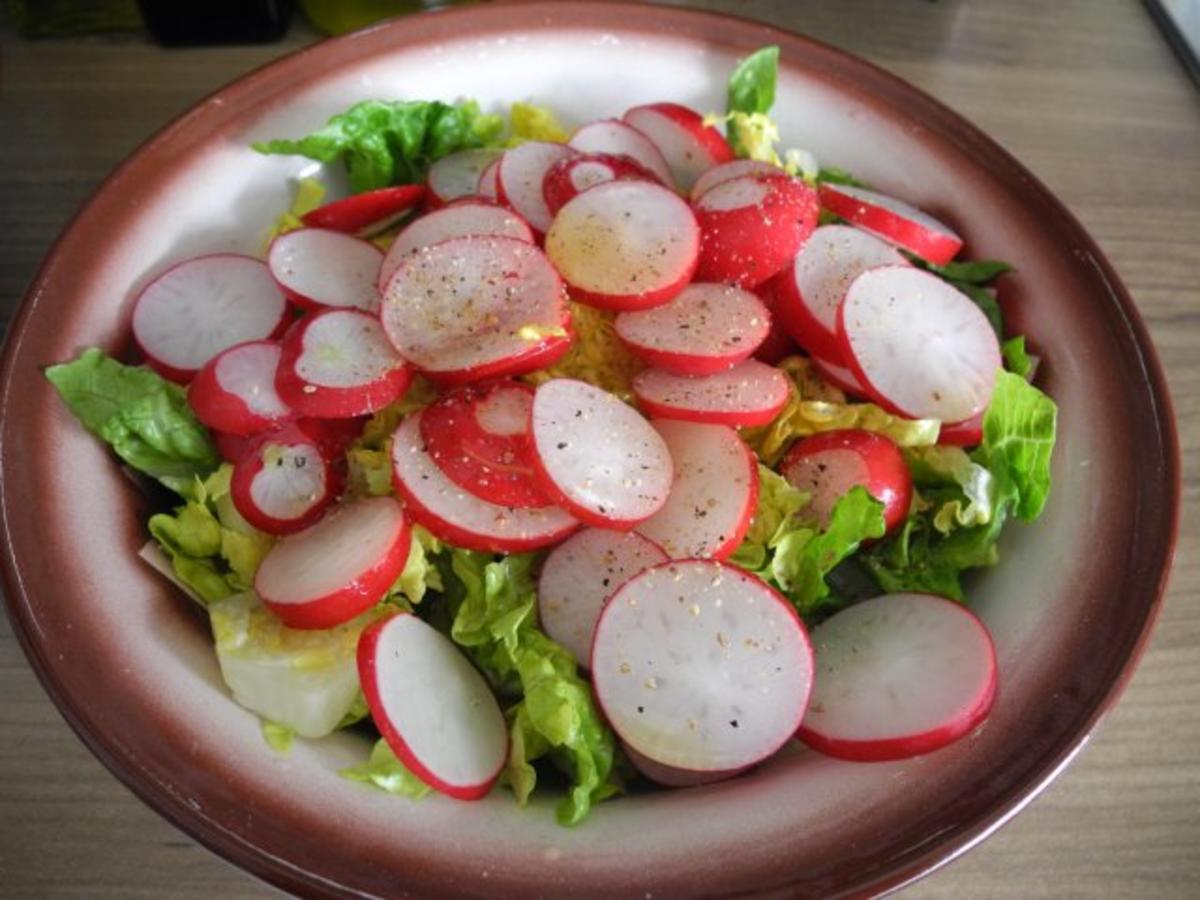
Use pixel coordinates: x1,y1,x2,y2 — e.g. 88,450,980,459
537,529,667,667
818,183,963,265
427,148,503,207
188,340,293,436
632,360,789,427
267,228,383,313
690,158,783,202
810,353,868,397
798,592,997,761
622,103,733,192
592,559,813,776
477,158,501,200
496,141,577,233
568,119,674,187
230,427,339,536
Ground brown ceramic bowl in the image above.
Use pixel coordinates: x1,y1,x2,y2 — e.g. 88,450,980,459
0,2,1179,897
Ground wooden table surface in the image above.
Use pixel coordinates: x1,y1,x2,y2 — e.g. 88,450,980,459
1,1,1197,896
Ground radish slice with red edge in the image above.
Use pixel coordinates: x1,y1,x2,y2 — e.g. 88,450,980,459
300,184,424,235
591,559,813,780
810,353,868,397
622,102,734,191
938,412,983,447
695,174,819,288
632,360,789,427
477,158,501,200
838,265,1002,421
427,149,503,208
390,413,579,552
230,423,342,535
380,235,570,385
214,430,253,465
614,282,771,376
780,428,912,534
358,612,508,800
378,202,534,292
496,141,577,233
537,528,667,667
798,592,997,761
255,496,411,630
636,419,758,560
568,119,674,187
543,153,658,216
545,180,699,311
690,159,783,202
753,286,800,365
188,340,293,436
529,379,674,528
267,228,383,313
419,381,549,509
771,224,909,362
622,743,741,788
818,183,963,265
276,308,411,418
132,254,289,383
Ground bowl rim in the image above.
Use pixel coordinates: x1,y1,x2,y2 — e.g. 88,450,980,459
0,1,1181,897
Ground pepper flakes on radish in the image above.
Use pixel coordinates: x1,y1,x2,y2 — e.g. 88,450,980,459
631,360,790,428
230,422,342,536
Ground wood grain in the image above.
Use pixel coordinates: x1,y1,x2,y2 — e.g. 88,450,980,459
1,1,1197,896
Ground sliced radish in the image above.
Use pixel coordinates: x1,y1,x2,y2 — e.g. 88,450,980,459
214,430,254,464
378,201,534,292
613,282,770,375
623,742,740,788
419,381,549,509
771,224,909,362
542,153,658,215
188,339,293,436
632,360,789,427
300,184,424,235
753,286,800,365
358,612,508,800
690,159,783,202
695,174,819,289
636,419,757,560
544,180,699,311
780,428,912,533
254,496,411,630
818,183,963,265
131,254,289,382
390,413,578,552
537,528,667,667
496,141,578,233
809,353,868,397
267,228,383,313
427,149,503,208
592,559,813,779
622,102,734,192
568,119,674,187
938,412,983,447
379,235,569,384
529,379,674,528
276,308,411,418
838,265,1002,422
230,423,341,535
476,158,501,201
798,592,997,761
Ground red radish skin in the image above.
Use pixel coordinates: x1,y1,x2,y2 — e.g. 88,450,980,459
379,202,534,292
753,286,801,365
568,119,674,187
131,254,289,382
537,528,668,667
591,559,813,779
771,224,909,362
622,102,734,191
622,742,746,788
818,183,963,265
614,282,771,376
300,184,425,234
477,158,501,200
636,419,758,560
690,159,783,202
939,412,984,447
215,430,254,465
391,413,579,553
358,613,508,800
695,174,820,289
230,424,341,535
267,228,383,313
542,153,659,215
544,180,699,311
255,496,411,630
632,360,789,427
419,381,550,509
809,353,868,398
426,149,503,208
798,592,997,761
838,265,1002,422
188,340,293,436
780,429,912,534
380,235,570,384
276,308,411,419
496,141,578,233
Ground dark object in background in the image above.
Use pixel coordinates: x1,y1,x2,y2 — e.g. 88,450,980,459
1,0,143,36
137,0,294,45
1144,0,1200,89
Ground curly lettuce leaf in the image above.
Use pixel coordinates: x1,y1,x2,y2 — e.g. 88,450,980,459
906,446,996,534
45,348,219,498
342,739,432,800
976,370,1057,521
388,525,444,606
1002,335,1034,379
728,465,809,572
508,101,569,143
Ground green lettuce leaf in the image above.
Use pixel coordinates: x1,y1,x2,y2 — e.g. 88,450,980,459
45,348,219,498
261,720,295,754
975,370,1057,521
342,739,432,800
816,166,867,187
728,45,779,115
1002,335,1034,379
388,525,444,606
906,446,996,534
921,259,1014,284
728,465,809,572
